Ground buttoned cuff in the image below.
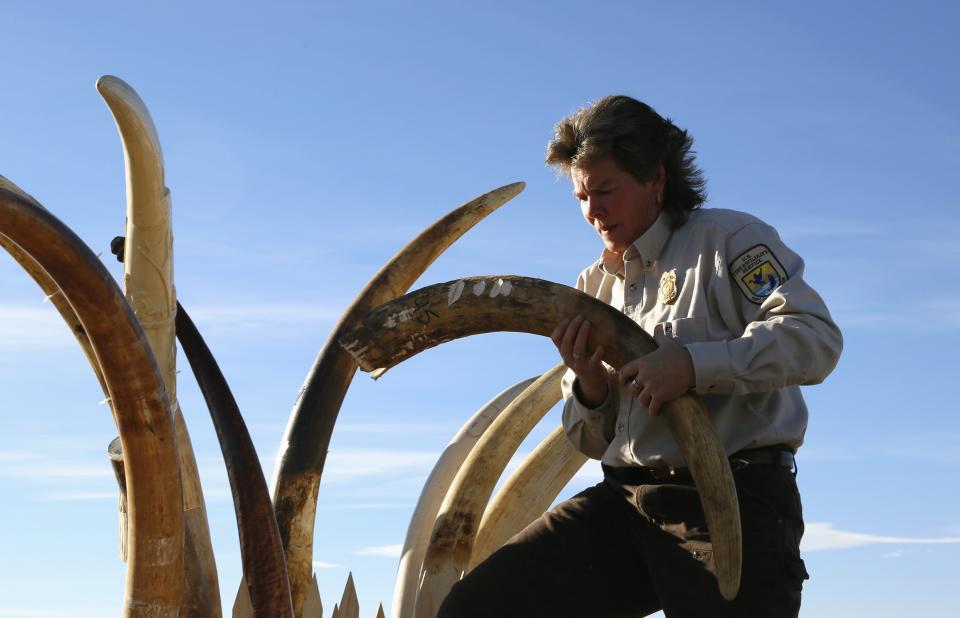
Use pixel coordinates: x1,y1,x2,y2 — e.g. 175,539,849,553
684,341,734,393
571,377,614,418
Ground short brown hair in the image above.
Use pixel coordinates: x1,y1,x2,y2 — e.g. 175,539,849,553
546,95,706,229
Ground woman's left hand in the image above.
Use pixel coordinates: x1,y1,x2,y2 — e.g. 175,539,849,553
618,333,696,416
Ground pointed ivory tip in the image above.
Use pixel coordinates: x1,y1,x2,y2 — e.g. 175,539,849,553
95,75,136,100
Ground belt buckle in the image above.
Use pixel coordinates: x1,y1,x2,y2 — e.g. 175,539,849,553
650,466,680,481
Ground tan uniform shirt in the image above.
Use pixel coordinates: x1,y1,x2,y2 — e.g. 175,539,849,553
562,208,843,467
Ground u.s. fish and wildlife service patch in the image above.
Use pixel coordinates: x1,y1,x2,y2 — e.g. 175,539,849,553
730,244,787,304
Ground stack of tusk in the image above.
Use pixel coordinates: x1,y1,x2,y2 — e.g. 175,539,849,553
340,275,742,603
266,182,524,615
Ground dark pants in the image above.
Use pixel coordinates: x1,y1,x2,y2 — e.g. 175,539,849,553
438,463,808,618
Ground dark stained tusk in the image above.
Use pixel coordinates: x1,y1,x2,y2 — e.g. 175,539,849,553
0,187,184,616
268,182,524,614
340,275,742,601
175,302,294,617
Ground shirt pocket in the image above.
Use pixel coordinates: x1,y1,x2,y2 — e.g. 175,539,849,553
654,317,707,345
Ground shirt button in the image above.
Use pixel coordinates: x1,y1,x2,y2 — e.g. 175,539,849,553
617,423,624,433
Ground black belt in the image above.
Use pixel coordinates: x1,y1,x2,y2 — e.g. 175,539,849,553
602,445,796,486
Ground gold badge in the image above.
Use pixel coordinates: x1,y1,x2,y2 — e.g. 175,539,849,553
658,269,678,305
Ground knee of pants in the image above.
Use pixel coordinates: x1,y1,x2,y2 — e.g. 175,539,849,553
436,579,475,618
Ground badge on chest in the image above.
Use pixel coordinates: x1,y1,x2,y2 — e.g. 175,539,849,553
658,268,679,305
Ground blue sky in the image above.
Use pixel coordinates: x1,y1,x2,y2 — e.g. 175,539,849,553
1,1,958,616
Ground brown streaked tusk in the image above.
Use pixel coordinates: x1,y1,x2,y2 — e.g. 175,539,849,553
97,74,221,616
268,182,524,614
392,377,537,618
412,365,565,617
175,302,293,617
470,425,588,569
340,275,742,602
0,187,184,615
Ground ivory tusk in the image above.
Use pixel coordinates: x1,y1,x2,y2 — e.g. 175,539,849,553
470,425,588,569
392,377,537,618
0,187,184,616
340,275,742,602
268,183,524,614
97,75,221,616
176,303,294,617
412,365,565,618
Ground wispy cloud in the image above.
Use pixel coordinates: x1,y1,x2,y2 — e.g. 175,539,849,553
321,449,439,483
0,460,113,481
334,421,459,435
0,305,74,350
187,303,342,326
0,609,118,617
0,301,344,352
317,502,414,511
802,522,960,551
354,544,403,558
39,491,118,501
312,560,342,569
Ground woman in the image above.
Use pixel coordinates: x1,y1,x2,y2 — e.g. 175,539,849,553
439,95,842,618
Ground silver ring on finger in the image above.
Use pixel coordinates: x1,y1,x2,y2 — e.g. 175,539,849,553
572,352,585,360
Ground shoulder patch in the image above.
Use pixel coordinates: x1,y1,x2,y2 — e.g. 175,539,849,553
729,244,787,304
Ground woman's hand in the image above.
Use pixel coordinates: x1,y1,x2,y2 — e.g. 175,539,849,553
618,333,695,416
550,314,607,407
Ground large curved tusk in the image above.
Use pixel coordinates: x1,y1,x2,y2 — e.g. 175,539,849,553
340,275,742,602
0,187,184,616
268,182,524,614
175,303,294,617
97,75,221,616
470,425,588,569
412,365,565,617
392,376,537,618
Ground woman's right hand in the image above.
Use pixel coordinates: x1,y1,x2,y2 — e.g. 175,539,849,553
550,314,608,407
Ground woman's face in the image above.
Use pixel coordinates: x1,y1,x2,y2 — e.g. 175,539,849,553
571,156,664,257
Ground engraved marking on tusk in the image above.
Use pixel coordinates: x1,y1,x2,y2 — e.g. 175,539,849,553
448,280,466,306
489,278,512,298
144,537,177,566
384,308,417,328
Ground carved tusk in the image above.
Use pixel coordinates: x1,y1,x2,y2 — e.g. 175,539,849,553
0,187,184,615
268,183,524,614
392,377,537,618
340,275,742,602
412,365,565,617
97,75,221,616
470,425,588,569
176,303,294,617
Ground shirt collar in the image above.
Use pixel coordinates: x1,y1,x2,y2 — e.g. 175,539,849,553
598,210,672,275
